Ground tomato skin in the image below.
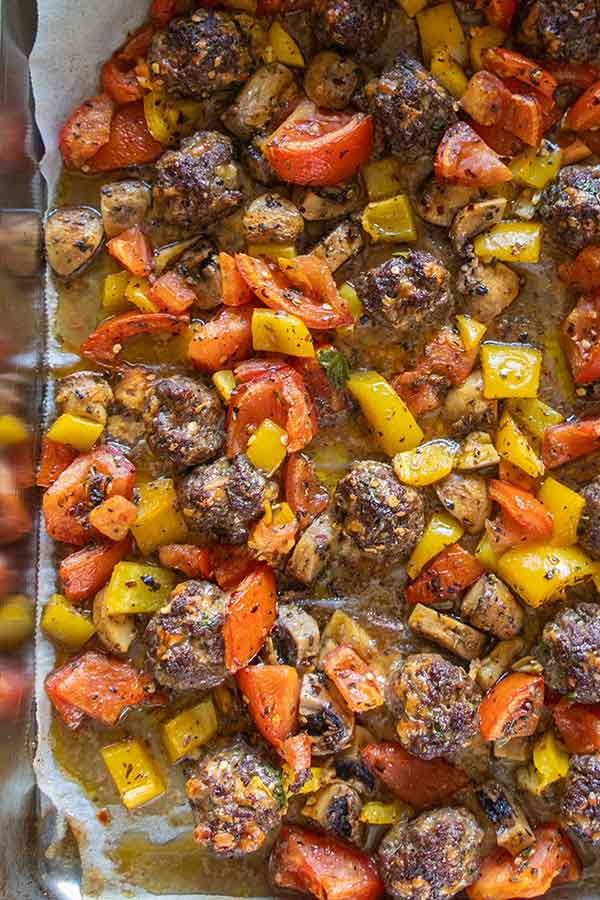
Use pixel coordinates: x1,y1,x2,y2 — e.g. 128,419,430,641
484,0,518,29
223,565,277,673
188,305,253,373
85,101,163,172
237,664,300,748
479,673,545,742
106,226,152,277
37,437,78,488
322,644,383,713
149,271,197,314
219,252,254,307
264,100,373,187
498,460,538,493
150,0,178,25
270,827,384,900
482,48,557,98
0,667,29,721
553,697,600,753
487,479,554,552
406,544,484,606
560,248,600,292
566,81,600,132
293,354,349,426
285,453,328,530
281,732,312,772
563,293,600,385
101,57,143,105
435,122,513,187
361,742,469,809
59,93,115,170
469,120,523,157
209,543,257,589
158,544,213,578
81,312,189,365
59,538,131,602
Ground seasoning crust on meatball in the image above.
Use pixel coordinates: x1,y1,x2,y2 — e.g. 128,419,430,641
538,166,600,255
578,479,600,561
517,0,600,63
312,0,390,56
539,603,600,702
561,752,600,845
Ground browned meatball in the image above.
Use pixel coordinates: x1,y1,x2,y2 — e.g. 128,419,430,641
148,10,252,99
334,461,424,562
144,375,224,471
304,52,361,110
538,166,600,255
153,131,243,230
578,479,600,561
187,736,284,857
355,251,453,348
178,455,267,544
387,653,482,760
145,580,227,691
312,0,389,56
517,0,600,63
561,753,600,844
539,603,600,702
367,53,457,162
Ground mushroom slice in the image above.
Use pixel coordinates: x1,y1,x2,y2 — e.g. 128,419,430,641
45,207,104,278
471,637,526,690
312,220,363,272
434,472,491,535
416,177,481,227
476,781,535,856
457,257,520,324
302,781,363,844
408,604,487,661
93,587,135,654
455,431,500,472
273,603,320,672
442,371,498,438
299,672,354,756
493,736,532,762
335,725,376,793
287,512,341,586
100,180,151,239
450,198,507,256
462,574,523,640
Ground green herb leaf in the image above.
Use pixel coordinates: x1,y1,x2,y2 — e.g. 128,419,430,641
316,347,350,391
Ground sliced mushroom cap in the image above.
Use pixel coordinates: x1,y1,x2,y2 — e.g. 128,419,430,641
334,725,376,793
416,177,481,227
462,574,524,640
287,512,341,586
435,472,491,535
408,604,487,661
45,206,104,278
442,371,498,438
312,220,363,272
476,781,535,856
296,183,361,222
471,637,526,690
450,198,507,256
299,672,354,756
302,780,364,844
242,193,304,244
273,603,320,672
455,431,500,472
457,257,520,324
222,63,299,141
100,180,151,239
93,587,136,654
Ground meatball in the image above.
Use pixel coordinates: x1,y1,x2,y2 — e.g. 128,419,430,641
178,454,267,544
242,194,304,244
334,461,424,562
56,371,113,424
312,0,389,56
153,131,243,230
304,51,361,110
356,251,453,346
561,753,600,844
538,165,600,255
378,807,483,900
517,0,600,63
539,603,600,702
387,654,482,760
145,579,227,691
578,479,600,561
148,10,251,99
366,53,457,162
187,736,284,856
144,375,224,470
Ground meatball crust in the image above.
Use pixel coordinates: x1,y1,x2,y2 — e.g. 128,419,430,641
517,0,600,63
578,479,600,561
538,166,600,255
378,807,483,900
145,579,227,691
561,753,600,845
154,131,243,230
148,10,251,99
387,653,482,760
356,251,453,344
312,0,389,56
367,53,457,162
334,461,424,562
178,454,267,544
187,736,284,857
144,375,224,470
539,603,600,702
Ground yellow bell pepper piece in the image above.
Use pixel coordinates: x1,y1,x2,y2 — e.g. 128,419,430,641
126,277,159,314
248,242,296,259
407,512,464,579
246,418,288,476
393,439,459,487
544,328,575,402
41,593,96,649
361,158,402,202
162,697,218,763
359,800,413,825
475,533,500,572
456,315,487,352
143,91,203,146
212,369,237,404
103,270,130,311
339,283,363,320
102,738,165,809
47,413,104,452
103,561,176,615
0,595,34,650
495,411,545,478
322,610,376,660
505,398,564,440
272,501,296,526
537,477,585,547
347,370,424,456
362,194,417,242
497,544,596,608
474,222,543,264
509,141,562,191
0,414,27,446
397,0,427,15
430,45,468,99
283,765,322,797
268,22,304,67
252,309,315,358
533,731,569,790
131,477,188,555
481,342,542,399
470,25,507,70
417,2,468,66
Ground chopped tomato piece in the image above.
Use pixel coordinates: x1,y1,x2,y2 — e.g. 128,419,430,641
482,48,557,98
469,120,523,157
59,93,115,170
236,253,353,330
436,122,512,187
293,353,349,425
487,479,553,552
563,293,600,385
150,0,178,25
237,664,300,748
85,100,163,172
479,673,545,742
158,544,213,578
280,732,312,772
42,446,135,546
467,824,581,900
223,564,277,673
59,537,131,602
565,80,600,133
361,742,469,809
149,271,197,314
285,453,329,530
553,697,600,754
249,513,299,564
188,305,253,373
462,73,512,128
406,543,484,606
81,312,188,365
542,417,600,468
101,56,143,105
396,326,478,416
219,252,254,307
322,644,384,713
0,460,30,545
264,99,373,187
88,495,138,541
0,666,29,721
119,24,154,61
560,248,600,292
37,437,77,488
106,226,152,277
234,356,289,382
484,0,518,29
271,826,384,900
546,62,598,89
209,544,257,590
498,460,538,493
504,92,543,147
